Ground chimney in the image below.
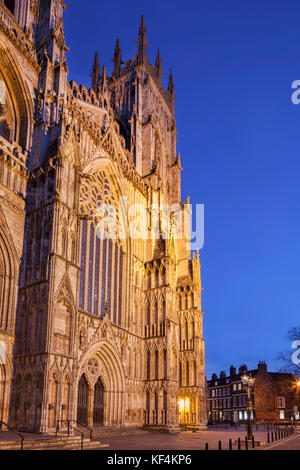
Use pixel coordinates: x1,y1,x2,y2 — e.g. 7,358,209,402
257,361,267,372
230,366,236,376
220,371,226,379
211,373,217,381
239,364,248,375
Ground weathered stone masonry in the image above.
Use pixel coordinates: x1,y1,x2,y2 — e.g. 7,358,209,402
0,0,206,432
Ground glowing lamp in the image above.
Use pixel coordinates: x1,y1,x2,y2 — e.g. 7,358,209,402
178,399,184,412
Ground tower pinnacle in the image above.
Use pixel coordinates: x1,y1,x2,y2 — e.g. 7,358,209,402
90,51,100,92
136,15,149,64
155,49,163,80
112,38,122,78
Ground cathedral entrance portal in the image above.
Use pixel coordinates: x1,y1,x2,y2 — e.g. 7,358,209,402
77,375,89,425
93,377,104,426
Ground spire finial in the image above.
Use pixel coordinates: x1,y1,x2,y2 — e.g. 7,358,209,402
90,51,100,93
101,65,107,92
136,15,149,64
112,38,122,78
168,68,175,110
155,49,163,80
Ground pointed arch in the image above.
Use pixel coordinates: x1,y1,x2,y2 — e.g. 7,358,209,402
0,38,33,150
78,340,126,426
0,206,19,334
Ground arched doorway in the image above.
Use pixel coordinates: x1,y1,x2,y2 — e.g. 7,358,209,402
93,377,104,426
77,375,88,425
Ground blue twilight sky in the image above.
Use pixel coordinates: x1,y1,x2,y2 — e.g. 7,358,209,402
63,0,300,379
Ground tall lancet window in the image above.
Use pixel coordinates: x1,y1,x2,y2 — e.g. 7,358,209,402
100,238,107,319
93,237,100,316
87,224,95,313
106,239,112,317
79,220,87,310
118,245,123,325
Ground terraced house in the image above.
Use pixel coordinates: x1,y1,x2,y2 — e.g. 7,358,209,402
0,0,206,433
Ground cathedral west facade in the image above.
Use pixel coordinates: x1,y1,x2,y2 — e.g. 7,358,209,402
0,0,206,433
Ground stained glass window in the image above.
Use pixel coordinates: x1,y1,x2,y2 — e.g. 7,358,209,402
87,224,95,313
79,220,87,310
113,246,119,324
118,245,123,326
100,238,107,319
94,236,100,316
107,240,112,318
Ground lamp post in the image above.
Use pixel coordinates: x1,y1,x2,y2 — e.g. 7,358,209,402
241,373,255,440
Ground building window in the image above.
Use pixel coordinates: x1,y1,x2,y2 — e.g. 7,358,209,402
280,410,285,420
277,397,286,409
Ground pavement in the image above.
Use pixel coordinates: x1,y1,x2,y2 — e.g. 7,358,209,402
91,426,270,450
0,426,299,450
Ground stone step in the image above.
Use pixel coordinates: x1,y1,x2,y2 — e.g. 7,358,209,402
0,435,106,450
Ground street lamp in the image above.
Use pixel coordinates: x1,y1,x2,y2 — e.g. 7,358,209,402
241,373,255,440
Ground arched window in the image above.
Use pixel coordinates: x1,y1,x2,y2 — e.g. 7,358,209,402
79,220,87,310
154,300,159,324
162,299,166,321
147,350,151,380
70,234,76,263
186,361,190,386
61,227,67,257
0,104,10,141
146,301,151,325
79,171,125,323
155,350,159,380
0,232,15,333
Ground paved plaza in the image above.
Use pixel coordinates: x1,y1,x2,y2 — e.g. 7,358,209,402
0,426,299,451
95,427,290,451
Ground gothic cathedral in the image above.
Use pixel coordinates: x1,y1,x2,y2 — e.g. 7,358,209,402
0,0,206,432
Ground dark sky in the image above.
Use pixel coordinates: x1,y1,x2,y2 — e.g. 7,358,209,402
63,0,300,379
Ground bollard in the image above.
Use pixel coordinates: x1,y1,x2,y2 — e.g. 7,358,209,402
229,438,232,451
267,432,270,443
252,435,255,449
245,437,248,450
271,432,274,442
238,438,241,451
218,441,222,451
205,442,209,450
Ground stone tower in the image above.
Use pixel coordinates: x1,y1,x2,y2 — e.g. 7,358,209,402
0,1,206,432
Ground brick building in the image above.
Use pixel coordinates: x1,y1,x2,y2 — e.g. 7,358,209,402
206,362,300,424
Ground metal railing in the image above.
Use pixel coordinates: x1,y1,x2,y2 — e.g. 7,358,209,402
56,420,85,451
67,420,93,440
0,421,24,450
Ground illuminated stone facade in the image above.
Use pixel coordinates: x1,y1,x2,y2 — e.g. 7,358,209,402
0,0,206,432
